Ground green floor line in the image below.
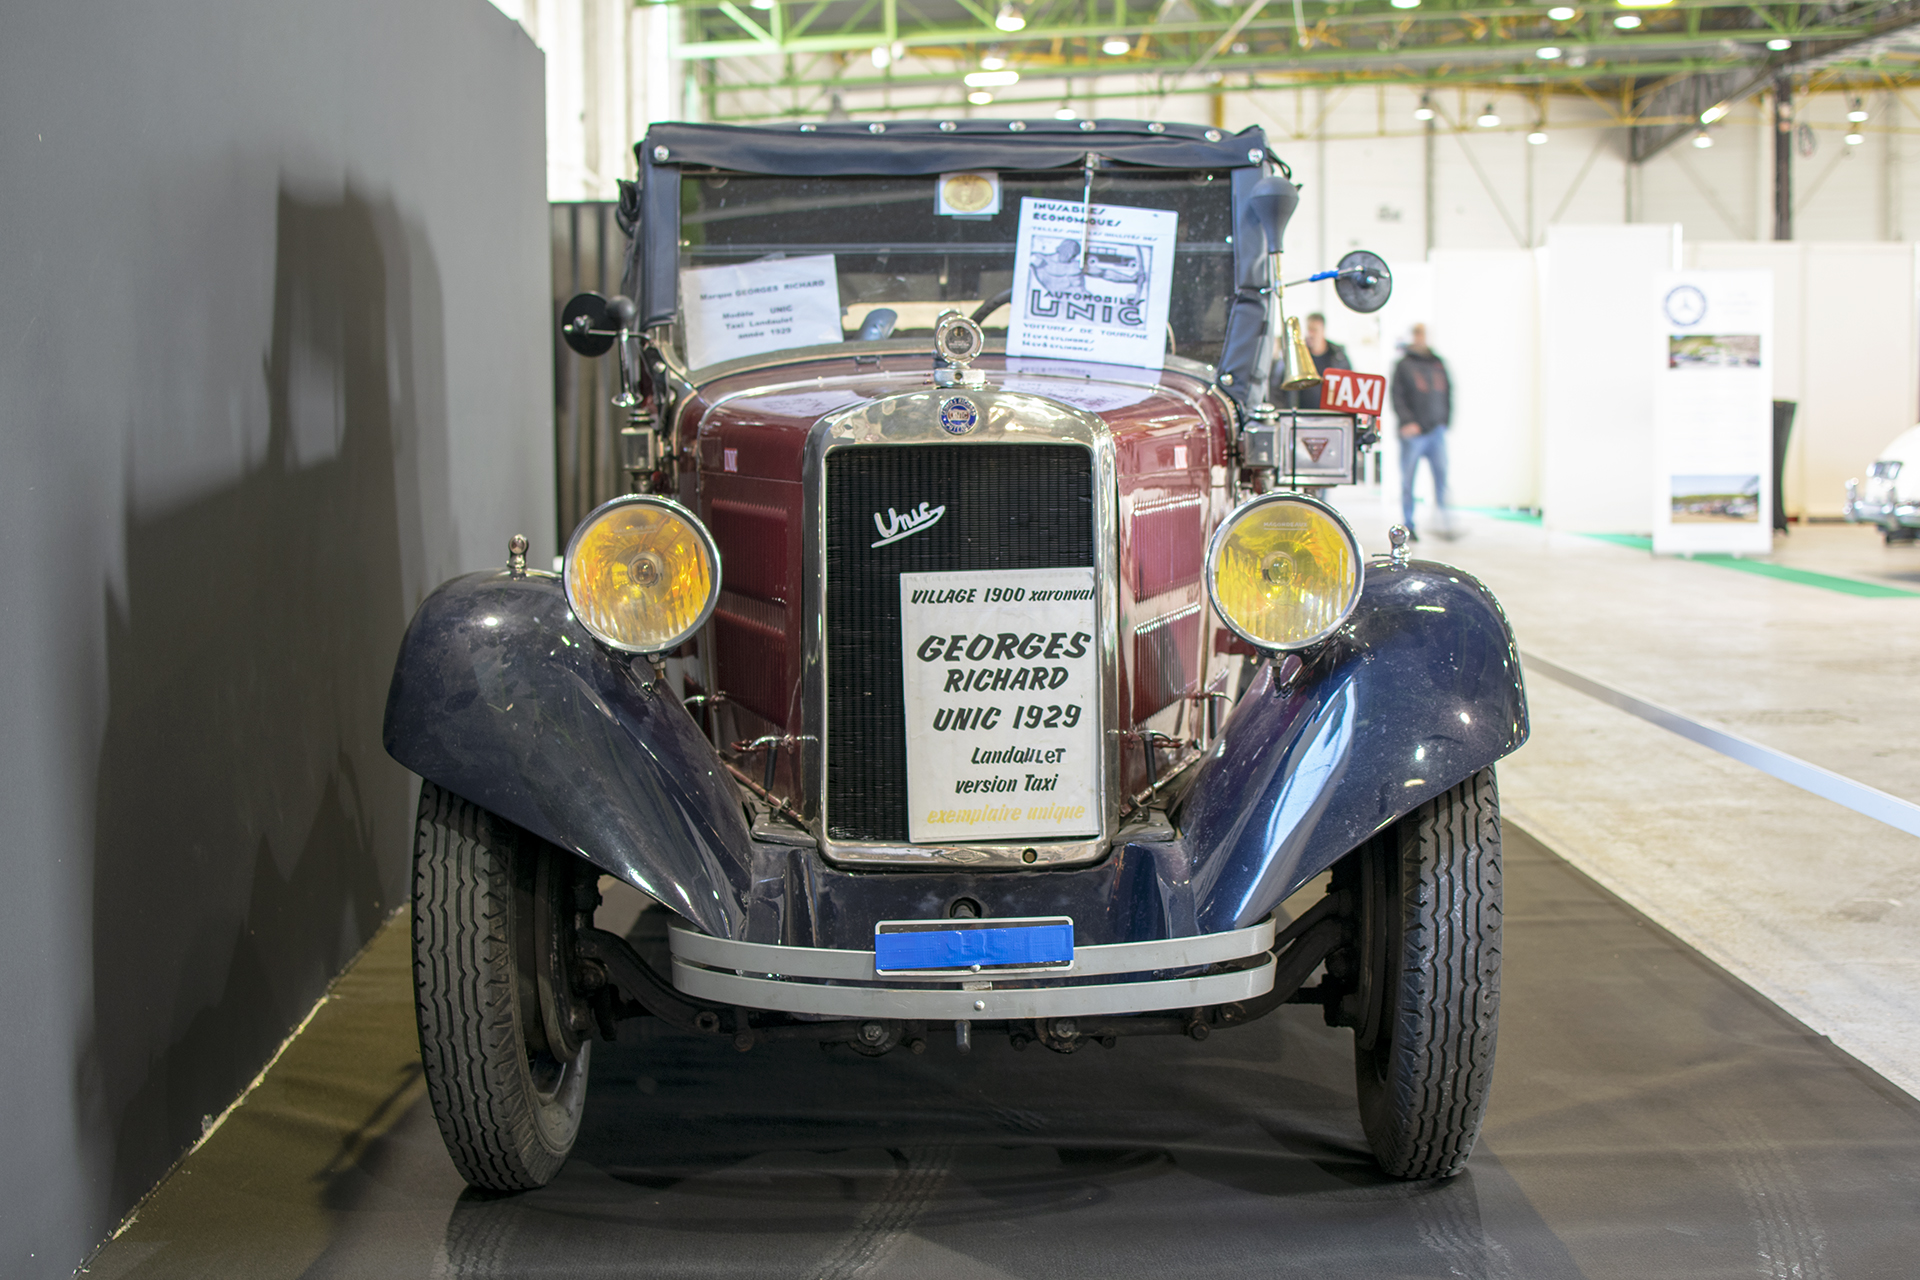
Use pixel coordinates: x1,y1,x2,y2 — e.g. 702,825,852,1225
1466,507,1543,525
1683,555,1920,598
1458,510,1920,599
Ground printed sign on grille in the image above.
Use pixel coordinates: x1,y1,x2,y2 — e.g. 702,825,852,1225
900,566,1100,843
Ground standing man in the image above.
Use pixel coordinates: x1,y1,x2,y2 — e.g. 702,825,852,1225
1269,312,1351,410
1391,323,1452,540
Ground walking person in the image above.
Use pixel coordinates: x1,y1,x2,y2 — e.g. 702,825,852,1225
1269,312,1351,410
1391,323,1453,540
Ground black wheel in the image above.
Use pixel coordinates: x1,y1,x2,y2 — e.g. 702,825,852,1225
1343,768,1501,1180
412,781,592,1191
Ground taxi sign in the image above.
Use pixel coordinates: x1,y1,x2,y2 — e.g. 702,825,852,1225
1321,366,1386,416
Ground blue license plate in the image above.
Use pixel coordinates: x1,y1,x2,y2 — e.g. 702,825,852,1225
873,916,1074,973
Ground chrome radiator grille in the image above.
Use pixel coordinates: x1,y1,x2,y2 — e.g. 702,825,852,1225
823,443,1096,843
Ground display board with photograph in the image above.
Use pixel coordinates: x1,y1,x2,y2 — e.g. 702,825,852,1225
1650,270,1774,555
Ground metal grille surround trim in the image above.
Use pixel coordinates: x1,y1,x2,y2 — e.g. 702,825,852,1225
802,387,1122,869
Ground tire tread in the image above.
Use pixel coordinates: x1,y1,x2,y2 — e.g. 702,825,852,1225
412,782,580,1190
1358,768,1502,1179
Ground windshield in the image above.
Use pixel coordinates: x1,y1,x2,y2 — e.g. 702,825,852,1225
675,167,1235,371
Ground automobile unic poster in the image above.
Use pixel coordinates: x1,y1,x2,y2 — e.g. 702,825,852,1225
1007,198,1178,371
899,567,1101,843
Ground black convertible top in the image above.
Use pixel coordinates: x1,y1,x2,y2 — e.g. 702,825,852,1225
625,119,1276,401
637,119,1272,177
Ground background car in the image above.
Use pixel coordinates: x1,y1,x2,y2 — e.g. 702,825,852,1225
1846,423,1920,542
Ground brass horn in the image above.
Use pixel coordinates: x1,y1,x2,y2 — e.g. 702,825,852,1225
1278,312,1322,391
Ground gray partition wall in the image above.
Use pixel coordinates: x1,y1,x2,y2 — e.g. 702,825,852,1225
0,2,551,1273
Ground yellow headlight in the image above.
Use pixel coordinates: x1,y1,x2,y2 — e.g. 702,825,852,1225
1206,493,1363,650
563,496,721,653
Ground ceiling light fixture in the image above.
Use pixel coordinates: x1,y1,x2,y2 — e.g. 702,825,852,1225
1547,5,1576,17
1848,98,1868,122
1692,129,1713,148
979,52,1006,69
968,90,995,105
1700,102,1729,124
1537,45,1563,59
1477,104,1501,127
871,45,892,68
1056,104,1077,120
1101,34,1130,55
1390,0,1421,9
1528,130,1549,144
994,3,1026,31
964,69,1020,87
1414,94,1435,121
1847,130,1865,145
748,0,773,9
1767,37,1791,50
1613,14,1641,28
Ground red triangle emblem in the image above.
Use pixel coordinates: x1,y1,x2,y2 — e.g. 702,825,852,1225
1302,436,1330,462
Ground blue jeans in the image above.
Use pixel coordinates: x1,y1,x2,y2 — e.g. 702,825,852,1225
1399,425,1449,531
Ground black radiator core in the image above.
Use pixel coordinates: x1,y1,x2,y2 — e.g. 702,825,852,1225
824,443,1095,843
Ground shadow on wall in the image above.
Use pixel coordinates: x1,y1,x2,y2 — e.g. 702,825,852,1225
84,186,442,1216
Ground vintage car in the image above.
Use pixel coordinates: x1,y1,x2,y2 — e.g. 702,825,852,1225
383,119,1527,1193
1846,424,1920,542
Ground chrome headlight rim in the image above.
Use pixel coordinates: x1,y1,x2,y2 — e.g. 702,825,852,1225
562,494,723,655
1205,490,1365,653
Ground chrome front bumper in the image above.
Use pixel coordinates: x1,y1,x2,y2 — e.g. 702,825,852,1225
669,917,1278,1019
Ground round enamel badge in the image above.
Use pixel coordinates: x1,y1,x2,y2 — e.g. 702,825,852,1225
938,395,979,435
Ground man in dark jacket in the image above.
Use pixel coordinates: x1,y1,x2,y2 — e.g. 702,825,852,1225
1390,323,1452,539
1270,312,1351,409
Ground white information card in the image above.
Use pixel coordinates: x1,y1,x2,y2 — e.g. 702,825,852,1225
899,567,1100,844
679,253,842,370
1007,199,1178,371
1650,269,1775,556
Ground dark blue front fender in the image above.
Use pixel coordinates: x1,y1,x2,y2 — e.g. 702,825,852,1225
382,571,754,939
1177,559,1528,933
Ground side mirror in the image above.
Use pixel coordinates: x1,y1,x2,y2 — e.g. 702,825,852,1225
559,291,638,357
1333,251,1393,314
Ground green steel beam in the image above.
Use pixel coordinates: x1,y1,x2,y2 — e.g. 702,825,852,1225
705,56,1920,121
672,0,1899,56
696,27,1877,93
679,19,1866,59
671,0,1913,106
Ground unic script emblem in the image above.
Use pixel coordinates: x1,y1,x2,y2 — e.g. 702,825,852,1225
871,501,946,548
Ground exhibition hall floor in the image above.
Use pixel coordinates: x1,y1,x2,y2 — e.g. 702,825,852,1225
81,829,1920,1279
81,502,1920,1279
1335,497,1920,1101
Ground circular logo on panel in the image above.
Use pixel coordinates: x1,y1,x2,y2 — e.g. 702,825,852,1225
1664,284,1708,328
938,395,979,435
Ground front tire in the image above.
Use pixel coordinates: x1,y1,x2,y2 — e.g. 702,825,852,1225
1346,768,1502,1180
412,781,591,1191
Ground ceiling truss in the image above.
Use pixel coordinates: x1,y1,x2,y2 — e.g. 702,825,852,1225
650,0,1920,134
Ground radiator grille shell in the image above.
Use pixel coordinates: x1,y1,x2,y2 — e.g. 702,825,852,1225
824,443,1095,843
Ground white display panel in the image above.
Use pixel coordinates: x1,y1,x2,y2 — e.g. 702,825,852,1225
1650,269,1774,555
1542,224,1681,533
1007,199,1177,370
899,567,1100,844
1688,241,1920,519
